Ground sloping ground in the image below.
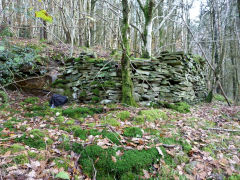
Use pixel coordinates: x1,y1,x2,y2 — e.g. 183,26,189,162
0,90,239,179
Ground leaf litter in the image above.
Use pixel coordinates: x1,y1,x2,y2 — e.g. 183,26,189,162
0,90,239,179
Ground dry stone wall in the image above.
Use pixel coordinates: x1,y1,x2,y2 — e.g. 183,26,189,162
53,51,207,105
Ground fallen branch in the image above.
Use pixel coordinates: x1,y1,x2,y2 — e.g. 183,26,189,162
162,144,176,148
0,135,18,141
207,128,240,133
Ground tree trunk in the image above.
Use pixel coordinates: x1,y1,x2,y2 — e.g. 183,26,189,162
90,0,97,46
137,0,155,58
121,0,137,106
238,0,240,19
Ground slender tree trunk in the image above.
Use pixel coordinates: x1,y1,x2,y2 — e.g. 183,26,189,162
137,0,154,58
238,0,240,19
121,0,137,106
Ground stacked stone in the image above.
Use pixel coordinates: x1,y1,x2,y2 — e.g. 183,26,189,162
54,51,207,105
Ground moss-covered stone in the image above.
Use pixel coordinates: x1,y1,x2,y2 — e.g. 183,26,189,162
123,127,143,137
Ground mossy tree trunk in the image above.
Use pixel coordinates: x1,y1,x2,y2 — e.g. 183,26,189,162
121,0,137,106
137,0,155,58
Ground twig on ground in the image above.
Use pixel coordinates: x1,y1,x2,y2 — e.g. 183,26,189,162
0,135,18,141
207,128,240,133
162,144,176,148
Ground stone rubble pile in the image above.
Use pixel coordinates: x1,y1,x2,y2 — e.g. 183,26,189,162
53,51,207,105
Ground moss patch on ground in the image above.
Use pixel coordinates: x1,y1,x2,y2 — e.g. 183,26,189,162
116,111,130,121
123,127,143,137
16,129,53,149
73,128,121,144
24,97,40,104
72,144,163,179
62,106,104,119
165,102,190,113
159,137,192,153
138,109,168,122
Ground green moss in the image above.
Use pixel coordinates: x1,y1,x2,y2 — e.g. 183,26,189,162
51,79,70,88
102,118,120,127
66,119,75,125
63,107,103,119
123,127,142,137
227,174,240,180
64,88,72,97
28,151,38,158
133,115,145,124
202,144,216,158
166,102,190,113
103,81,116,88
91,96,100,103
55,116,65,124
106,104,118,109
139,109,167,122
11,144,25,153
0,91,8,109
116,111,130,121
50,108,63,116
3,120,16,130
27,104,47,111
120,172,139,180
72,144,161,179
16,129,51,149
87,123,96,128
144,128,159,135
159,137,192,153
24,97,39,104
175,154,189,164
25,111,46,117
58,134,70,151
79,90,87,98
206,90,213,103
13,154,29,164
214,94,225,102
54,157,70,170
102,130,120,144
74,128,87,140
92,89,100,96
20,125,28,131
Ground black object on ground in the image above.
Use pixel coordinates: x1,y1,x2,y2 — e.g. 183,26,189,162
49,94,68,107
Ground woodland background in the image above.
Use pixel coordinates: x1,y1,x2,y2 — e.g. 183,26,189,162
0,0,240,102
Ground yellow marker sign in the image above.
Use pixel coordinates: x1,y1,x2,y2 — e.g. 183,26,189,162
35,10,53,22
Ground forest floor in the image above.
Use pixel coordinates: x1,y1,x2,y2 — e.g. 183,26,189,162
0,91,240,180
